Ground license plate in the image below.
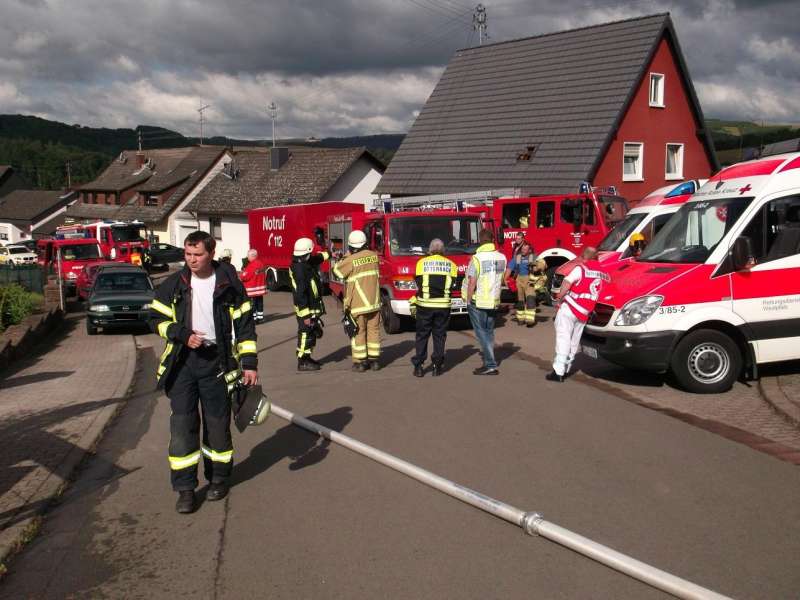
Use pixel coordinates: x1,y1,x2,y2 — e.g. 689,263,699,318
582,345,598,359
451,298,466,309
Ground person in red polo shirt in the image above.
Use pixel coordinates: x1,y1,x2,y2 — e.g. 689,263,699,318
239,249,267,323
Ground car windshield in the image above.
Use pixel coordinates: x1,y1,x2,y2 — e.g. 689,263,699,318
639,197,754,264
94,272,151,292
9,247,30,254
599,196,628,225
61,244,102,261
111,225,146,243
389,216,482,255
597,212,648,251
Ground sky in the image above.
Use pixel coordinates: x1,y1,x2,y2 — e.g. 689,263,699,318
1,0,799,141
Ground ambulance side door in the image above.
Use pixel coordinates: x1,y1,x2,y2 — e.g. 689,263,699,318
729,193,800,363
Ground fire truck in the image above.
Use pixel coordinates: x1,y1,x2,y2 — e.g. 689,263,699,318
55,220,149,264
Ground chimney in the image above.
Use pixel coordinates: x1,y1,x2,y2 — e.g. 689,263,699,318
136,151,146,169
270,147,289,171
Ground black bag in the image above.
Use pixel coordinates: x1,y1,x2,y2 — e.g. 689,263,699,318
342,310,358,338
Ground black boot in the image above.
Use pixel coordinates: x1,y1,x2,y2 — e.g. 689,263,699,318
298,358,320,372
206,482,229,502
369,360,381,371
176,490,196,514
431,364,443,377
307,356,321,366
352,362,368,373
413,364,424,377
545,370,564,383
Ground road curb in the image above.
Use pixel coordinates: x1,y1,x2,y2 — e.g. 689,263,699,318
0,333,139,577
758,376,800,430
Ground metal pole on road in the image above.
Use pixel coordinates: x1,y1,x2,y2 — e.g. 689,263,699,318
269,402,732,600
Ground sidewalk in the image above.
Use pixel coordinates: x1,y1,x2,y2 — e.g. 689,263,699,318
760,369,800,429
0,312,138,572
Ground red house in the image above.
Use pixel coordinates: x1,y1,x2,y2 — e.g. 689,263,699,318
375,13,718,203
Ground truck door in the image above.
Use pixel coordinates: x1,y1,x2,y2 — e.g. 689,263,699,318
729,194,800,363
533,199,556,253
559,198,584,251
582,196,603,241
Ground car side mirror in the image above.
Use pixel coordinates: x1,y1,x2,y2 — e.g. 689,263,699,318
730,236,754,271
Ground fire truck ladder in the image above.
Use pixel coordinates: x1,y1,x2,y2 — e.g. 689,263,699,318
375,188,522,212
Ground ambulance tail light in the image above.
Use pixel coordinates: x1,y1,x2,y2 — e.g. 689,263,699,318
614,295,663,326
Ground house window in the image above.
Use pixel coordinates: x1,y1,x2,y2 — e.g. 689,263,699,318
665,143,684,180
649,73,664,107
623,143,644,181
209,217,222,240
145,195,159,207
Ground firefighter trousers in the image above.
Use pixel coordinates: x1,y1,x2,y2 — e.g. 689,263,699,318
552,306,586,376
515,275,538,324
412,307,450,367
165,345,233,491
296,315,318,358
352,310,381,363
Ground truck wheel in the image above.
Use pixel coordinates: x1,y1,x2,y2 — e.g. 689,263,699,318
86,320,98,336
266,269,280,292
670,329,742,394
381,293,402,334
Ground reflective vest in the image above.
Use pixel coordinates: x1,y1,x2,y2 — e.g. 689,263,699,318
413,254,457,309
563,261,611,322
333,249,380,316
462,243,506,310
240,258,267,297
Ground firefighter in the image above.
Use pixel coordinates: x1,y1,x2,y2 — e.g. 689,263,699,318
291,237,329,372
504,241,541,327
239,249,267,323
149,231,257,514
546,246,610,382
629,232,647,257
130,247,143,267
410,238,457,377
332,230,381,372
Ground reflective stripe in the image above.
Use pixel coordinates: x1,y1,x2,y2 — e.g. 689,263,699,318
201,446,233,463
157,320,171,339
225,368,241,383
169,450,201,470
351,340,367,359
350,304,380,316
296,307,312,317
354,280,371,308
151,299,175,318
160,342,173,365
246,286,267,295
297,332,309,357
310,279,318,296
237,340,257,355
564,295,590,315
231,301,253,320
332,263,344,278
367,342,381,349
350,270,379,280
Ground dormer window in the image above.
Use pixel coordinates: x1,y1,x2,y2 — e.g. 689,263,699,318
516,144,539,162
649,73,664,107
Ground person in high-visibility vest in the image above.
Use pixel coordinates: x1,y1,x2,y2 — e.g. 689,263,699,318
332,230,381,372
463,228,507,375
410,238,457,377
547,246,610,382
239,249,267,322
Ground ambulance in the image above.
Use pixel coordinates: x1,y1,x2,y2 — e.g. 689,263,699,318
581,153,800,393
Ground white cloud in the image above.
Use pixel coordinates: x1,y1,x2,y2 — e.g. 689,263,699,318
747,36,799,65
13,31,47,54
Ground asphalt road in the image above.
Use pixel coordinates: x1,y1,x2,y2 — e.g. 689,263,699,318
2,292,799,599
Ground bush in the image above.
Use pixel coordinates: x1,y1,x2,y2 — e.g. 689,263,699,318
0,284,39,332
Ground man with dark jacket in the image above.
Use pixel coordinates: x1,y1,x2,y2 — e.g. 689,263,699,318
149,231,258,514
290,237,329,371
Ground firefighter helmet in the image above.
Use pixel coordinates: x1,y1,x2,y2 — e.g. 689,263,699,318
293,237,314,256
535,258,547,272
348,230,367,249
629,232,646,246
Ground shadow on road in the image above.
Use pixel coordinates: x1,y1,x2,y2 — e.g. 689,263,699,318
232,406,353,488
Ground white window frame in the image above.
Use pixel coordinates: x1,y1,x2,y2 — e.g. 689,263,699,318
649,73,665,108
623,142,644,181
665,143,684,180
209,217,222,240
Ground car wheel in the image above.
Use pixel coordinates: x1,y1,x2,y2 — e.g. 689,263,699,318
381,292,401,334
86,320,98,336
670,329,742,394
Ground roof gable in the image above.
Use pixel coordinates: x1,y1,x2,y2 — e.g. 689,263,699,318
0,189,74,222
376,13,709,196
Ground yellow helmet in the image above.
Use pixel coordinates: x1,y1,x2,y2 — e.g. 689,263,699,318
535,258,547,271
629,232,646,246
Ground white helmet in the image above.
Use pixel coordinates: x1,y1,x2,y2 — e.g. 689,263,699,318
293,237,314,256
348,230,367,249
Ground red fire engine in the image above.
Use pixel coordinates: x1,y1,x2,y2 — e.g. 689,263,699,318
55,220,150,264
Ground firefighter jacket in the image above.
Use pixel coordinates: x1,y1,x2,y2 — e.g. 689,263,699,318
239,257,267,297
149,261,258,391
290,251,329,318
411,254,457,309
462,243,506,310
332,249,380,316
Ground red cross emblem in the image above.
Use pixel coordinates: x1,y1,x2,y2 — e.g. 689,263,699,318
739,184,752,195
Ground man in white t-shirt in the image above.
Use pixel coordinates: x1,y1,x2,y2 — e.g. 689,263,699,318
150,231,258,514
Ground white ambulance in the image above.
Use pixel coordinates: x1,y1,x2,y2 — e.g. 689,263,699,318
582,153,800,393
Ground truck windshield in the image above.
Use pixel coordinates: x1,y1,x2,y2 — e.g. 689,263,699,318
639,197,754,264
597,212,647,251
389,216,482,256
111,226,146,243
60,244,102,261
599,196,628,225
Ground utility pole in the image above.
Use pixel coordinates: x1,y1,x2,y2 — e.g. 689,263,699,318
138,129,143,152
473,4,487,46
268,102,278,147
66,161,71,188
198,103,211,145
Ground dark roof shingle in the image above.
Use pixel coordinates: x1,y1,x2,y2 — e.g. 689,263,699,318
0,189,74,221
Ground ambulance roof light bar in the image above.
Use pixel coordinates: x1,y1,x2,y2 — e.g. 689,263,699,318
377,188,522,212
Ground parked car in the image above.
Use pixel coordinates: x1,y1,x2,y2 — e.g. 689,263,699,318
76,261,120,300
147,242,184,269
17,239,39,252
85,264,154,335
0,244,38,266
